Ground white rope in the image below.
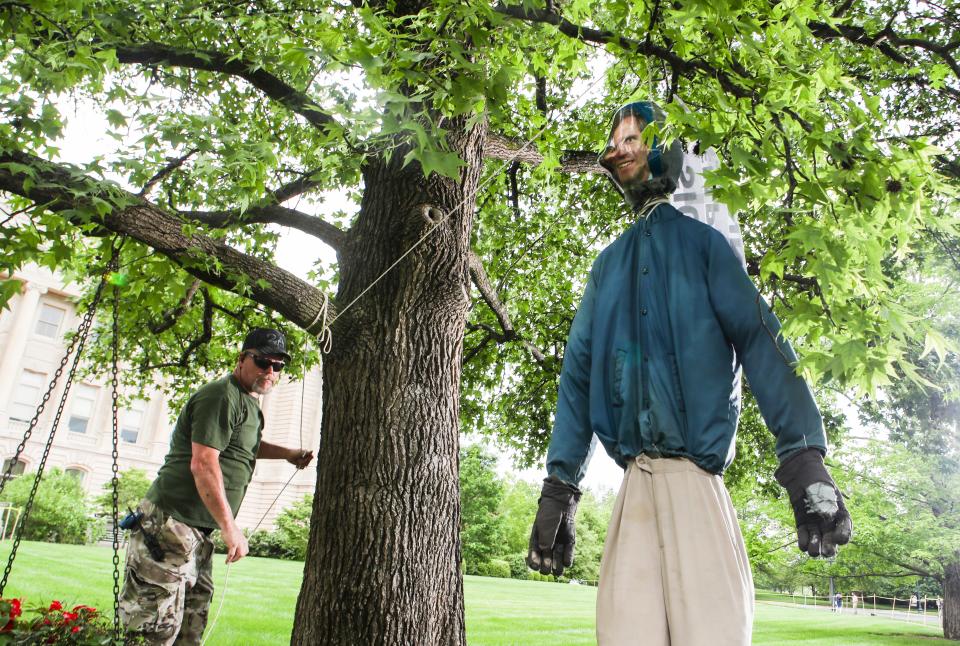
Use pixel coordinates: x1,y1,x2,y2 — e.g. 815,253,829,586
199,560,230,646
308,293,333,354
326,68,610,328
638,196,670,219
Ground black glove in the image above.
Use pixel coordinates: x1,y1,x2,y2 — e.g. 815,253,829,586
775,448,852,558
526,476,581,576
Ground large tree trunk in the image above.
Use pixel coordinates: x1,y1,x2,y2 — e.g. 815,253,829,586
945,555,960,640
291,118,487,645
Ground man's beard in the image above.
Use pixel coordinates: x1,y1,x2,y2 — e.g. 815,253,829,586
250,377,275,395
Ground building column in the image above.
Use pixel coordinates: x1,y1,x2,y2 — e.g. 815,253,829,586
0,282,46,421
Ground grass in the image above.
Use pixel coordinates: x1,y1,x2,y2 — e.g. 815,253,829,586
0,541,948,644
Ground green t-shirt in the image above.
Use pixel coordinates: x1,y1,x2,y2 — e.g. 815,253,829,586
146,374,263,529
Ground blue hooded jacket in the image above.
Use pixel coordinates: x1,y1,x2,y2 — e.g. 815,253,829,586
546,106,825,484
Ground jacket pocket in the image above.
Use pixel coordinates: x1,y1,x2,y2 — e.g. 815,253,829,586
612,349,626,407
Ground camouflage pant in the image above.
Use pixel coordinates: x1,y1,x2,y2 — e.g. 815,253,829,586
119,499,215,645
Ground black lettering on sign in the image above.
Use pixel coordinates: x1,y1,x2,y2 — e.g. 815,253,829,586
680,163,696,188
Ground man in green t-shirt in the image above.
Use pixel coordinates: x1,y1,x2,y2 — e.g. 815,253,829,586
119,328,314,644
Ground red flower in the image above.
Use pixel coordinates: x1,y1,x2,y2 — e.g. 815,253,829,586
71,625,81,633
62,611,78,623
0,598,21,633
72,604,97,614
48,600,62,611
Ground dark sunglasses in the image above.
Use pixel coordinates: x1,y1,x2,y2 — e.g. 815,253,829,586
246,353,284,373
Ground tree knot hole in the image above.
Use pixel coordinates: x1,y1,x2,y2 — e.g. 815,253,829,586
417,204,446,226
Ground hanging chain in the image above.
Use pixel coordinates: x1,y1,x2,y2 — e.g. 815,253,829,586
0,268,112,597
109,278,122,642
0,276,108,498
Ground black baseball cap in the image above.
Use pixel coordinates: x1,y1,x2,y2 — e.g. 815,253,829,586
242,328,290,361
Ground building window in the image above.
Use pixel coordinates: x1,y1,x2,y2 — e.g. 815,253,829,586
64,468,86,485
120,400,146,444
67,384,98,434
9,371,45,422
1,458,26,482
34,303,66,339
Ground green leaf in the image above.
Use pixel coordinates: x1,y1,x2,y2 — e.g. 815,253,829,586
0,279,22,311
105,109,127,128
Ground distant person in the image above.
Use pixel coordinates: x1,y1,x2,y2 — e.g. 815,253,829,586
910,594,918,613
525,100,852,646
834,592,842,613
851,591,859,614
119,328,314,644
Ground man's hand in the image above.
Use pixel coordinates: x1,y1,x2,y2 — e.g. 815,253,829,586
526,476,581,576
286,448,314,469
221,523,249,564
775,448,853,557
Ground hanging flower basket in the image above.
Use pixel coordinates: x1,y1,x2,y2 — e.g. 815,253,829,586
0,598,132,645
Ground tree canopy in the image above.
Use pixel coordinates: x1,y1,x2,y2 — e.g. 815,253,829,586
1,0,957,421
2,0,959,642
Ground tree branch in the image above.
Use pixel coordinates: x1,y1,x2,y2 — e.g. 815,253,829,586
143,286,215,370
114,42,341,133
855,545,939,579
483,132,601,173
179,204,346,250
468,251,550,367
496,3,958,120
149,278,201,334
0,149,336,335
494,3,754,99
273,171,330,204
139,148,199,198
745,260,820,290
807,19,960,80
463,330,495,365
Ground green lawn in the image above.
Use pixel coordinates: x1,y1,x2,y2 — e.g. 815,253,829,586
0,542,947,644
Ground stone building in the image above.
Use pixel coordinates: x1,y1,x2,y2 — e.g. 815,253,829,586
0,264,321,531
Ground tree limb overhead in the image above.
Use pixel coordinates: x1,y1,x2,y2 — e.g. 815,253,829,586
483,133,602,174
179,204,347,251
115,43,341,133
0,149,337,335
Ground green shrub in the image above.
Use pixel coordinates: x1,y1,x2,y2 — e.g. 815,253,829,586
475,559,511,579
525,570,556,583
94,468,151,516
506,552,528,579
0,468,93,544
273,495,312,560
247,529,296,559
210,495,314,561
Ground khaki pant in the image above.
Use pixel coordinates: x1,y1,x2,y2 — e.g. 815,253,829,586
597,455,753,646
119,499,215,645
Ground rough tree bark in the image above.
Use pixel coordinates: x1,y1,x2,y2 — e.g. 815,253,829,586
945,556,960,640
291,117,487,645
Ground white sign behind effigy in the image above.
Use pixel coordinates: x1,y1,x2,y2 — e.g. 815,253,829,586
671,147,746,269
